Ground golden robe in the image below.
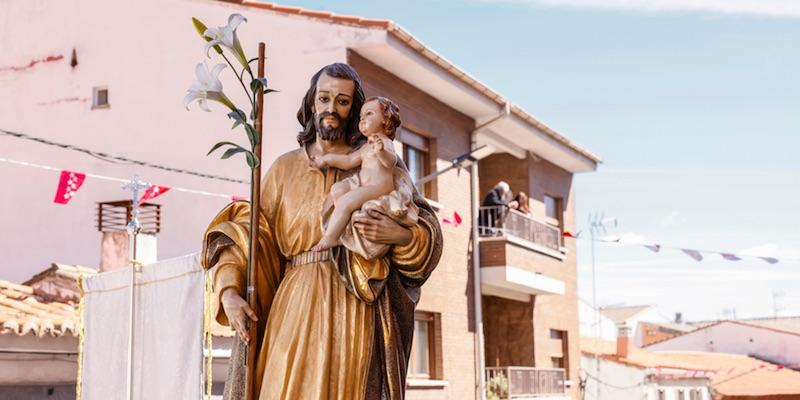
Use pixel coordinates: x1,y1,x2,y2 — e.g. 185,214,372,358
202,147,442,400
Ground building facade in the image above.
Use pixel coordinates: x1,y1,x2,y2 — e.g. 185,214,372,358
1,0,600,398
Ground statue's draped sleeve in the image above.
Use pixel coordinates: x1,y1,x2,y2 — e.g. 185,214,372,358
200,161,285,398
340,191,443,400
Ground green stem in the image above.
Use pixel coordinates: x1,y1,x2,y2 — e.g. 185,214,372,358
220,52,255,110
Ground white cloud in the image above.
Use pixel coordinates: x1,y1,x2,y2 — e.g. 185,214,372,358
659,211,686,228
600,232,650,246
739,243,800,260
491,0,800,18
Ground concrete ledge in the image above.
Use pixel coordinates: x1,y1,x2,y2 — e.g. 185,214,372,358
406,379,449,388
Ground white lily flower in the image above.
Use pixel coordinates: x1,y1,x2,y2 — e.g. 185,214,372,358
203,14,250,71
184,62,235,112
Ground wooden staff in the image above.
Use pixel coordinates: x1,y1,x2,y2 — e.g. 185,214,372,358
245,42,266,400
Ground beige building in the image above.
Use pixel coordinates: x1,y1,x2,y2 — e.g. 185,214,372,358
2,0,600,398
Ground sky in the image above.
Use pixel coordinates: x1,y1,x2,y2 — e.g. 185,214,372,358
279,0,800,321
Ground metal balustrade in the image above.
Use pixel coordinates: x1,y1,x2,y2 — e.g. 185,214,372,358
485,367,566,398
478,206,561,251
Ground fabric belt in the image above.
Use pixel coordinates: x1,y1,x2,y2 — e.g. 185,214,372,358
289,250,332,267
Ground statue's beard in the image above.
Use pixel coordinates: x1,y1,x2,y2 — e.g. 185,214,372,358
314,111,346,142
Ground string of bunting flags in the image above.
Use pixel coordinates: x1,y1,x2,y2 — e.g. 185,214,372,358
0,156,244,204
562,230,796,264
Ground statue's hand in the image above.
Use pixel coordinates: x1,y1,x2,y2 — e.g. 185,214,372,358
221,288,258,344
353,209,412,246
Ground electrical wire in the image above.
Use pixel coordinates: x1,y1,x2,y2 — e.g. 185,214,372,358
0,128,248,185
0,157,236,200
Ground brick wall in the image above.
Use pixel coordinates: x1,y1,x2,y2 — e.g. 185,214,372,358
483,295,535,368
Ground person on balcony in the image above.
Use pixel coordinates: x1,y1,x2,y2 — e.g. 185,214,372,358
514,192,530,216
479,181,518,235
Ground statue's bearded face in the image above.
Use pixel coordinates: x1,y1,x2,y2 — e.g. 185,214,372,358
313,74,356,142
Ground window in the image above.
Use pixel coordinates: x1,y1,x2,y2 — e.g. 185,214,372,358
93,87,109,108
404,145,426,190
657,389,666,400
544,194,560,222
399,127,436,199
690,389,702,400
549,329,569,377
409,311,442,380
677,389,686,400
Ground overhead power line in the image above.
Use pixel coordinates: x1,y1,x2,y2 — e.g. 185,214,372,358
0,128,248,185
0,157,236,200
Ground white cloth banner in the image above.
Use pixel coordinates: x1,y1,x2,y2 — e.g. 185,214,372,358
81,253,205,399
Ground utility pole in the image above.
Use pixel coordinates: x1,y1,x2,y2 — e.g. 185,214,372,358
588,212,617,400
772,290,786,319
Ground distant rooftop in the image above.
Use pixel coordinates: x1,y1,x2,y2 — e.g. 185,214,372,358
0,280,78,337
582,336,800,398
600,304,655,324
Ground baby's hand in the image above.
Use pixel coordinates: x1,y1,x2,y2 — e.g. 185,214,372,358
310,155,326,169
370,135,384,151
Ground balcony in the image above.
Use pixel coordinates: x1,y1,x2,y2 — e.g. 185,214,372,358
478,206,566,301
478,206,562,257
485,367,568,399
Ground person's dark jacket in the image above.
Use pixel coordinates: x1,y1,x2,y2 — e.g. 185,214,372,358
480,189,508,232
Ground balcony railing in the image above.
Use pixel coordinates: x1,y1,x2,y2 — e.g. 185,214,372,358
479,206,561,251
485,367,566,399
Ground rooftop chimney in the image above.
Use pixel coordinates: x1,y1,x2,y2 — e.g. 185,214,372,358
97,200,161,272
616,324,632,358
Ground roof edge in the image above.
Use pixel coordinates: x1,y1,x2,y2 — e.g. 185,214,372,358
218,0,602,166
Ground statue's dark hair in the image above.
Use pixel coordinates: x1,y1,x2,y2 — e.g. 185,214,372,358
296,63,366,147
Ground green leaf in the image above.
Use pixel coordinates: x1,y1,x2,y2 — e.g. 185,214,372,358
221,147,247,160
191,17,222,54
263,88,279,94
249,77,268,95
245,123,259,148
246,152,260,169
227,109,247,130
207,141,243,156
191,18,208,37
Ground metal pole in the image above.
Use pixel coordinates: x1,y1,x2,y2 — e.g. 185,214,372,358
590,217,599,400
123,175,149,400
244,42,267,400
470,134,487,400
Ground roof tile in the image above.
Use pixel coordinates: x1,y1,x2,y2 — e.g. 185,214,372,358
0,280,78,337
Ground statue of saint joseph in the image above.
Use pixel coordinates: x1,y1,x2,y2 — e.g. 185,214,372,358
201,63,443,400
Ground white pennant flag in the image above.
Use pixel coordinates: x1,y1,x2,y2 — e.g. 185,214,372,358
681,249,703,262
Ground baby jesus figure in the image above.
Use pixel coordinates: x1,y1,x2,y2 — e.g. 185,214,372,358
311,96,419,259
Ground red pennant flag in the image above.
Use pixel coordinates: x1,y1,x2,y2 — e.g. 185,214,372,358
721,253,741,261
442,211,463,228
644,244,661,253
139,185,170,204
681,249,703,262
53,170,86,204
563,231,581,238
